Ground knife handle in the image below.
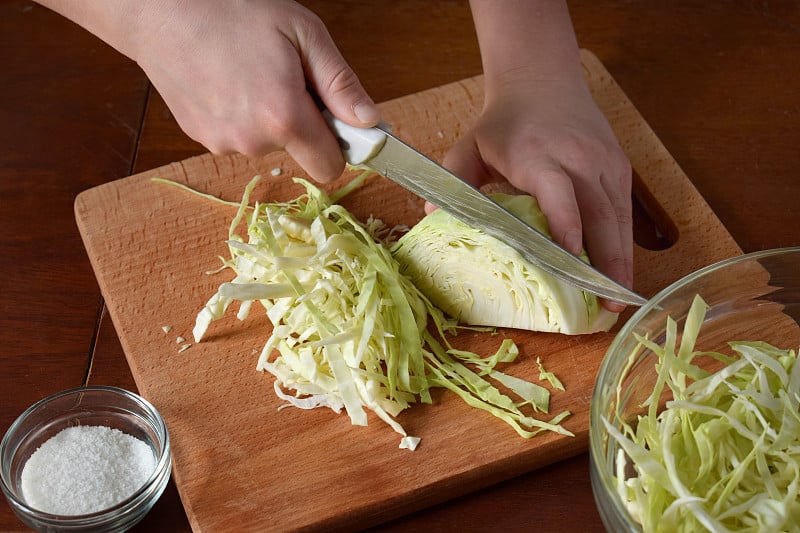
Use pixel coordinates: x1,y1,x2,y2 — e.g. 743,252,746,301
321,111,387,166
308,87,387,165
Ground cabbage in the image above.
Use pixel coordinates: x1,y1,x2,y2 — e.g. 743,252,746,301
183,175,572,449
606,294,800,532
391,193,618,334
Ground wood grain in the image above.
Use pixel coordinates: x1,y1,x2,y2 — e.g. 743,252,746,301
0,0,148,437
74,52,740,532
3,1,799,532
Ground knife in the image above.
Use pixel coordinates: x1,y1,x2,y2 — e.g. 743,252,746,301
323,113,648,307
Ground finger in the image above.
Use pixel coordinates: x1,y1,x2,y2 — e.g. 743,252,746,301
580,149,633,285
197,73,346,180
233,30,347,182
512,156,583,256
572,176,629,313
300,23,380,127
601,168,633,314
603,156,634,288
282,92,347,182
555,139,633,311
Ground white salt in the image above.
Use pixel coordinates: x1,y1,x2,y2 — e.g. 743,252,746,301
20,425,157,515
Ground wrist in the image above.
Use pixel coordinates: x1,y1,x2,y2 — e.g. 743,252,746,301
469,0,585,96
32,0,187,64
113,0,191,63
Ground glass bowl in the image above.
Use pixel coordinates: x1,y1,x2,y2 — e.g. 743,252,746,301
1,386,171,532
589,247,800,531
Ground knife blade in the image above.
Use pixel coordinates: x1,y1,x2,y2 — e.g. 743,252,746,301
323,113,648,307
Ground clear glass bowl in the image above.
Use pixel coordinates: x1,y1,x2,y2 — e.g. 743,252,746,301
1,386,172,532
589,247,800,531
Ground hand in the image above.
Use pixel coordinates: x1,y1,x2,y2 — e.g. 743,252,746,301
438,76,633,312
126,0,380,181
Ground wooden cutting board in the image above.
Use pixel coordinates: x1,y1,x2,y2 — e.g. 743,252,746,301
75,50,741,532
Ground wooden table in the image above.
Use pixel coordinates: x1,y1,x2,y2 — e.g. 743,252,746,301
2,1,798,531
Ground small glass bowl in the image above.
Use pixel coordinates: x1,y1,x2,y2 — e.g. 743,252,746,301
589,247,800,531
1,386,172,532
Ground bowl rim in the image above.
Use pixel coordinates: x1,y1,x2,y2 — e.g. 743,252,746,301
0,385,171,524
589,245,800,529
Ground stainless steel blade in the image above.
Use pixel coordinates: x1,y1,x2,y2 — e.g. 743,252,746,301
366,129,648,307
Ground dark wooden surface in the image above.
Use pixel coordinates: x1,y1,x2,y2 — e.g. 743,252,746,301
1,1,798,531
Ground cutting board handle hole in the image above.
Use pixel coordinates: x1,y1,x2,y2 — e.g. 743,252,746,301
632,169,678,251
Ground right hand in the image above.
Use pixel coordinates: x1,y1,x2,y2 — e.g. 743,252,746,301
127,0,380,181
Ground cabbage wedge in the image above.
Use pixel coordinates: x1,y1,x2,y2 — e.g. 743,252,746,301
391,193,619,334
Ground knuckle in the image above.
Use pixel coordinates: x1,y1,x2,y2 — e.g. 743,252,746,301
263,106,304,145
206,141,232,156
322,65,364,103
615,210,634,227
508,123,548,153
534,167,572,189
294,8,326,35
560,137,601,176
607,146,633,183
603,254,629,279
193,127,234,156
226,122,281,158
585,198,619,224
286,3,327,44
236,139,271,158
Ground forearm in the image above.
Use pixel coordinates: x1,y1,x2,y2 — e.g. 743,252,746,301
33,0,180,60
469,0,583,95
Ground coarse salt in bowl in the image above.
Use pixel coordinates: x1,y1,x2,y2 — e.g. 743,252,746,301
589,247,800,531
1,386,171,532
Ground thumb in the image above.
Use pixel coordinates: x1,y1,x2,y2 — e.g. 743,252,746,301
302,29,380,127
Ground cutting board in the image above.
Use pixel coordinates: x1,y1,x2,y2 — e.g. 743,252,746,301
75,50,741,532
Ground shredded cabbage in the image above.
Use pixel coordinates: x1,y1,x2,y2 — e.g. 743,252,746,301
179,174,572,449
391,193,619,334
606,294,800,532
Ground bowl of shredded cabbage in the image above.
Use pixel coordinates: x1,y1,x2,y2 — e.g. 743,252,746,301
1,386,171,532
590,247,800,532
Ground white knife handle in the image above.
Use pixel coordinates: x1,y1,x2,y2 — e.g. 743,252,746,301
322,111,386,165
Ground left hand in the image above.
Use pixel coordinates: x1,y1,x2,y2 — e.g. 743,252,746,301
436,75,633,312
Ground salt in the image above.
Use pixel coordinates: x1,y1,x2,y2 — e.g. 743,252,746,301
20,425,157,515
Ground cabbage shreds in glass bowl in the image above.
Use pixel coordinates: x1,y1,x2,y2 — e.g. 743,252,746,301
590,247,800,532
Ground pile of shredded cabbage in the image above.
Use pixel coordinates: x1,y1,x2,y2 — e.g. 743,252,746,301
604,294,800,531
183,174,572,450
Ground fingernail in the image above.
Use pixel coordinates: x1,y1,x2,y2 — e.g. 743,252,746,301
605,301,626,313
563,229,583,255
354,101,380,124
